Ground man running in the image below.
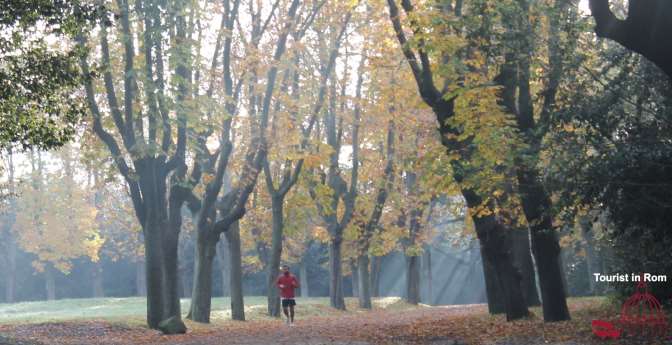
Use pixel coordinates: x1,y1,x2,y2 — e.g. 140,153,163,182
276,264,299,325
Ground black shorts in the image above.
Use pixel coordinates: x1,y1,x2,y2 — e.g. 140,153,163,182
281,298,296,307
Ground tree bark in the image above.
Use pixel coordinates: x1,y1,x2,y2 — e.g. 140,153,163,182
164,189,186,321
371,256,382,297
481,248,506,314
189,236,218,322
136,260,146,297
218,238,231,297
45,265,56,301
422,246,432,305
266,196,284,317
3,239,17,303
465,189,529,321
181,268,190,298
350,259,359,297
92,261,104,298
299,259,309,297
357,254,371,308
226,222,245,321
512,228,540,306
2,150,17,304
517,173,570,321
328,234,346,310
579,216,602,295
404,196,423,306
143,212,167,328
406,255,421,305
589,0,672,81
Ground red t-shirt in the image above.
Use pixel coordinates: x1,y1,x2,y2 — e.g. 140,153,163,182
276,273,299,299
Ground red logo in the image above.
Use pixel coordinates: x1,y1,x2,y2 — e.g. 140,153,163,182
592,274,668,340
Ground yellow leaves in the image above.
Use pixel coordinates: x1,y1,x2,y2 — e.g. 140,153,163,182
241,255,264,273
14,156,103,275
314,184,335,216
404,244,424,257
302,153,325,169
369,223,405,257
312,226,330,243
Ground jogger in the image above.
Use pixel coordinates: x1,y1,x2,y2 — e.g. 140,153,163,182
277,264,300,325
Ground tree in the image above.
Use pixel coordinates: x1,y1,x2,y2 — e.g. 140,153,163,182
306,4,356,311
0,149,18,303
544,36,672,306
354,120,395,309
77,0,199,331
0,0,102,150
588,0,672,81
386,0,529,321
186,0,315,323
260,0,327,317
14,147,102,300
494,0,573,321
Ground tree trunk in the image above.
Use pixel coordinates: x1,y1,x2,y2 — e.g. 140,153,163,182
299,259,309,297
226,222,245,321
531,229,569,321
45,265,56,301
188,234,217,322
481,246,505,314
588,0,672,81
517,171,570,322
92,261,104,298
143,216,166,329
579,216,601,295
136,260,147,297
217,238,231,297
357,254,372,309
371,256,382,297
466,188,528,321
328,235,346,310
512,228,540,306
422,246,432,305
163,197,184,322
350,259,359,297
497,0,570,321
406,255,421,305
386,0,526,321
181,268,191,298
4,243,16,303
2,150,16,304
266,196,283,317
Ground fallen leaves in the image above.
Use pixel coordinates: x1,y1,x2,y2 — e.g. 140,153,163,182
0,298,666,345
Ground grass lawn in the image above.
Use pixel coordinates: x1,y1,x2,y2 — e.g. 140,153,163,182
0,296,422,326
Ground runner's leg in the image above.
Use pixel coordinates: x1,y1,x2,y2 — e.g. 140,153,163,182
289,304,295,322
282,299,290,323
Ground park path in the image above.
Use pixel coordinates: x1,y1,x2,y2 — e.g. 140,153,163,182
0,299,628,345
0,304,484,345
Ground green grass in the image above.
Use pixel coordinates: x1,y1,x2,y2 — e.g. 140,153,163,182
0,296,422,325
